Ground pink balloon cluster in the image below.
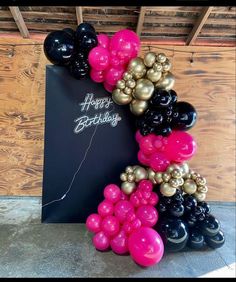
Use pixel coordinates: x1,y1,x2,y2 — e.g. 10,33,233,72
136,130,197,172
86,182,164,267
88,29,140,93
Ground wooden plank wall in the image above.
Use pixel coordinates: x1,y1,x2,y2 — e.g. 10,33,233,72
0,37,235,201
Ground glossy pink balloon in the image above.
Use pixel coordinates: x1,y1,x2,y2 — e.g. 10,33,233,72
103,81,115,93
114,200,134,223
104,184,121,204
101,215,120,237
165,130,197,162
149,152,170,172
97,33,110,49
139,135,156,155
128,227,164,267
137,150,150,166
120,191,129,201
135,130,143,143
86,213,102,233
105,66,124,86
88,46,110,71
148,192,159,206
122,221,133,235
90,69,105,83
129,193,140,208
93,231,110,251
110,54,126,68
131,218,142,231
98,200,114,217
138,180,153,192
136,205,158,227
110,230,129,255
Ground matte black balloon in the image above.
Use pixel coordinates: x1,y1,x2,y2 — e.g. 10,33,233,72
69,57,90,80
76,23,96,38
157,218,189,252
63,28,76,38
198,201,211,215
205,230,225,249
172,101,197,131
200,215,220,237
170,203,184,217
188,229,205,249
44,31,76,66
77,31,98,53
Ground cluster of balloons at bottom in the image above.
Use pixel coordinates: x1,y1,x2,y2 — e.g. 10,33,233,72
86,182,164,267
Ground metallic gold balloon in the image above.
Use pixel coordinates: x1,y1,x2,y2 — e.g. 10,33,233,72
143,52,156,67
169,178,180,188
196,177,207,186
148,168,157,184
120,173,127,182
121,181,136,195
177,178,184,186
116,79,126,89
180,163,189,176
127,174,135,182
133,79,154,101
155,172,164,184
153,63,163,72
130,99,148,116
126,79,136,89
194,192,206,202
191,172,201,180
126,166,133,173
156,53,167,63
147,69,162,83
123,72,133,81
162,173,171,182
128,58,146,80
183,179,197,194
166,164,180,174
124,87,132,95
198,185,208,193
162,59,172,72
171,169,182,179
112,89,132,105
160,182,176,197
155,72,175,91
133,166,148,182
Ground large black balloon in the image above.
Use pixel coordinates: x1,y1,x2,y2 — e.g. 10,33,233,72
200,214,220,237
157,218,189,252
188,228,205,249
76,23,96,38
205,230,225,249
172,101,197,131
44,30,76,66
68,56,90,80
76,31,98,53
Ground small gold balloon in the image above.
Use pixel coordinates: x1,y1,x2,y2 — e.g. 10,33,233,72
180,163,189,176
196,177,207,186
153,63,163,72
198,185,208,193
171,169,182,179
162,59,172,72
116,79,126,89
155,72,175,91
194,192,206,202
125,166,133,173
177,178,184,186
184,173,191,179
128,57,146,80
127,174,135,182
112,89,132,105
183,179,197,194
160,182,176,197
133,79,154,101
162,173,171,182
155,172,164,184
134,166,148,182
123,72,133,81
126,79,136,89
191,172,201,180
169,178,180,188
146,69,162,83
130,99,148,116
121,181,136,195
148,168,157,184
156,53,167,63
144,52,156,67
124,87,132,95
120,173,127,182
166,164,180,174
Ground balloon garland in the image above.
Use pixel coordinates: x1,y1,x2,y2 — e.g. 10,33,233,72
43,23,225,267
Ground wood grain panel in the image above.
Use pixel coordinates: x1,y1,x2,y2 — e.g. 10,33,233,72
0,38,235,201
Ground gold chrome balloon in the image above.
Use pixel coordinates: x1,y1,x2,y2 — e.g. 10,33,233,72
133,79,154,101
112,89,132,105
160,183,176,197
155,172,164,184
155,72,175,90
128,57,147,80
130,99,148,116
116,79,126,89
146,69,162,83
148,168,157,184
144,52,156,67
194,192,206,202
183,179,197,194
153,62,163,72
133,166,148,182
162,59,172,72
121,181,136,195
120,173,127,182
124,87,132,95
126,79,136,89
156,53,167,63
123,72,133,81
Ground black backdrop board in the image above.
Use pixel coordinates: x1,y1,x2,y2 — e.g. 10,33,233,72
42,65,139,223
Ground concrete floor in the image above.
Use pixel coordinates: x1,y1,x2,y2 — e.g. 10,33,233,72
0,197,235,278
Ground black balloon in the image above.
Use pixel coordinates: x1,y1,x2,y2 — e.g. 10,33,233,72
68,56,90,80
149,89,174,108
157,218,189,252
198,201,211,215
44,30,76,66
77,31,98,53
200,215,220,237
76,23,96,38
188,228,205,249
170,203,184,217
63,28,76,38
205,230,225,249
183,194,198,212
171,101,197,131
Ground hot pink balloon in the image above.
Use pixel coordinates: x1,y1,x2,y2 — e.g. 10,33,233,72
114,200,134,223
103,81,115,93
138,180,153,193
90,69,105,83
136,205,158,227
126,210,136,222
131,218,142,231
120,191,129,201
128,227,164,267
148,192,159,206
86,213,102,233
97,33,110,49
110,230,129,255
98,200,114,217
104,184,121,204
105,66,124,86
139,135,156,155
135,130,143,143
137,150,150,166
165,130,197,162
93,231,110,251
88,46,110,71
110,54,126,68
101,215,120,237
129,193,140,208
149,152,170,172
122,221,133,235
